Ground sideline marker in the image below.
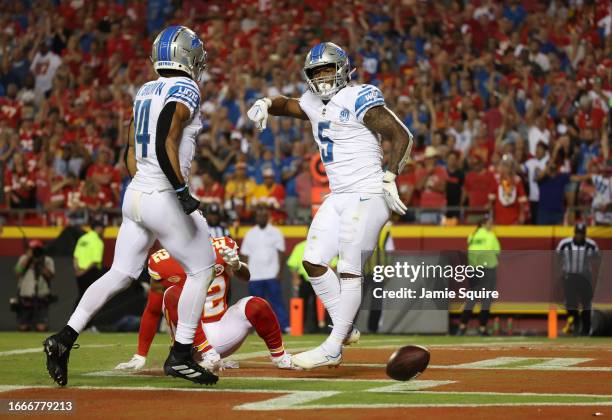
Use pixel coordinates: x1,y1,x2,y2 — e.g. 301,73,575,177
290,298,304,336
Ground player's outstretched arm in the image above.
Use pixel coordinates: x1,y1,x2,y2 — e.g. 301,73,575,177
247,96,307,131
363,105,414,215
155,101,200,214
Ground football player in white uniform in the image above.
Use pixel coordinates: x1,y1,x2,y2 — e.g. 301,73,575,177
43,26,218,386
247,42,413,369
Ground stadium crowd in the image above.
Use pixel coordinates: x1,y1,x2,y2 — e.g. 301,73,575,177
0,0,610,226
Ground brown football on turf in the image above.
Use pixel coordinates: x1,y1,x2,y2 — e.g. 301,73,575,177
386,345,430,381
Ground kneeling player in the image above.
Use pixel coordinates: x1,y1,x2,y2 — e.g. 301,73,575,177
115,236,297,371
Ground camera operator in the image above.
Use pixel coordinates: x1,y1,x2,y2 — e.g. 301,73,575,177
14,240,55,331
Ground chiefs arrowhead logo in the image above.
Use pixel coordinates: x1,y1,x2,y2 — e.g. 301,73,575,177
215,264,225,276
167,275,181,284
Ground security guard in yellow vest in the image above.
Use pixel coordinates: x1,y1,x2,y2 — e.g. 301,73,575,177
363,221,394,333
457,215,500,336
73,221,105,310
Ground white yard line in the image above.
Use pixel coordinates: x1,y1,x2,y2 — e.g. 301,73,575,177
339,362,612,372
236,402,612,410
0,344,115,357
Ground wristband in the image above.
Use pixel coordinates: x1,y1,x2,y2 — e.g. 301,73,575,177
175,184,188,193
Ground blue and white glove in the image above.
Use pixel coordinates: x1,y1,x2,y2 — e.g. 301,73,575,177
247,98,272,132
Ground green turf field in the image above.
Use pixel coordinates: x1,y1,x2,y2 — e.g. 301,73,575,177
1,332,611,414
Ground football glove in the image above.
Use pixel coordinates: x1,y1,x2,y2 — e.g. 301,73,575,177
114,354,146,370
247,98,272,132
220,245,240,270
382,170,407,215
175,185,200,215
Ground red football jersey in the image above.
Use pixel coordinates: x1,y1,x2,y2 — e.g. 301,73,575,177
147,236,238,323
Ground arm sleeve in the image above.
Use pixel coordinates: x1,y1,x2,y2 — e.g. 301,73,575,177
164,80,200,120
137,290,164,357
354,85,386,123
286,245,300,271
276,229,286,252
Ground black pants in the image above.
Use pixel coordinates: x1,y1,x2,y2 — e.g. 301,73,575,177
563,273,593,335
17,297,49,330
74,268,102,310
460,267,497,327
529,201,539,224
299,277,322,333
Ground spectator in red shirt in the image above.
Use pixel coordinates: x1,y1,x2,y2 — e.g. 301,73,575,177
397,159,419,221
415,146,448,224
463,155,496,223
70,179,113,213
4,153,36,209
489,155,527,225
575,94,607,140
0,84,22,129
86,148,120,205
252,168,286,224
195,170,225,207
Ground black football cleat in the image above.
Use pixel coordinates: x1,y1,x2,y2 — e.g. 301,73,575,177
43,335,78,387
164,348,218,385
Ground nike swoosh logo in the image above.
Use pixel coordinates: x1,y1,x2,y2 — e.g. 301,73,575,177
359,198,371,202
311,354,342,367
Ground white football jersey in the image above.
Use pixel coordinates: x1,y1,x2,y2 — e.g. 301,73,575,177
129,76,201,193
299,84,385,193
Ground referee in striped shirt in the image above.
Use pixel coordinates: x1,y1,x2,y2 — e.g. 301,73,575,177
204,203,230,238
556,223,601,336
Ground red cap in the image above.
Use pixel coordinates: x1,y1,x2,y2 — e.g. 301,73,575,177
28,239,43,248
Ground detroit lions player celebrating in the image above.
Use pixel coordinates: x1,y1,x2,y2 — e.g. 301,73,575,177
43,26,218,386
247,42,413,369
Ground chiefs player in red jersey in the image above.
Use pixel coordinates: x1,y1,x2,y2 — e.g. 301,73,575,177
115,236,298,371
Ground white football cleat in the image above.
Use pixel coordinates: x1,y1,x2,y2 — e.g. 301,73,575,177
271,353,302,370
291,346,342,370
343,327,361,346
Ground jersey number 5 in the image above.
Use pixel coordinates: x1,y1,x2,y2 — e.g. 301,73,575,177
318,121,334,163
134,99,151,158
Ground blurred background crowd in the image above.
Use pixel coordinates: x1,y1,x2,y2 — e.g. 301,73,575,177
0,0,610,227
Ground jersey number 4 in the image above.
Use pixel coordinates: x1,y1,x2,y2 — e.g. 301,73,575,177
134,99,151,158
318,121,334,163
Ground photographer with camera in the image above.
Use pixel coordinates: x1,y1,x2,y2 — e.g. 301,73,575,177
13,240,55,332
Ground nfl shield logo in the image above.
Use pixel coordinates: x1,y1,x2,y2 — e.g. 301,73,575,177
340,108,349,122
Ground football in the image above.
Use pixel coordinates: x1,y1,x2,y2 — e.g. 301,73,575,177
385,345,430,381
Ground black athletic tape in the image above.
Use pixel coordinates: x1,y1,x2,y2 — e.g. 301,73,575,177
155,102,183,190
124,117,134,178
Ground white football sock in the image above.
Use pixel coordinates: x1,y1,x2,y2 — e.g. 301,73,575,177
175,266,213,345
68,268,131,333
322,276,362,355
309,267,340,323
